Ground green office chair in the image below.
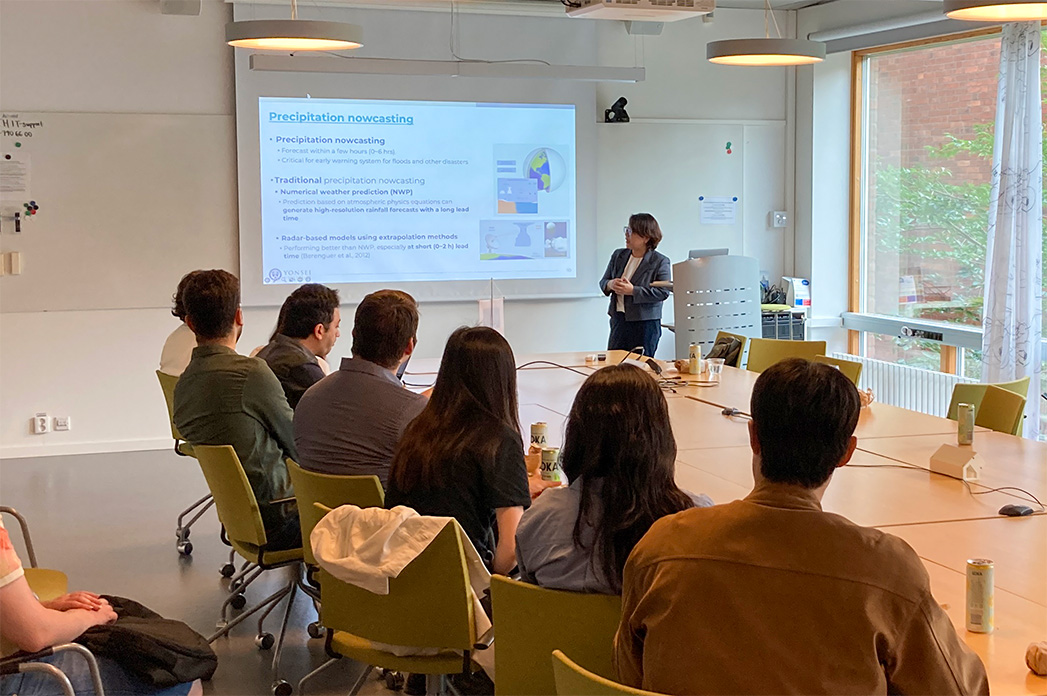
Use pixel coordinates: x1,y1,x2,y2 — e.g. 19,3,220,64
193,445,303,696
491,576,622,696
551,650,663,696
299,504,490,696
947,376,1031,421
285,458,385,638
813,355,863,385
156,371,215,559
975,385,1027,435
710,331,749,368
745,339,827,373
0,506,68,602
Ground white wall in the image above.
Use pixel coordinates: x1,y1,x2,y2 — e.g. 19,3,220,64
0,0,789,458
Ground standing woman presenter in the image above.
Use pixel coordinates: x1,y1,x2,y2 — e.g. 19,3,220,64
599,213,671,357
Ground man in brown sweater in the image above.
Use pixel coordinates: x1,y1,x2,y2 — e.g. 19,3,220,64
614,358,989,695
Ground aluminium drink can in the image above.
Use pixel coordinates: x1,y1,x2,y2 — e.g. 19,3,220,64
965,558,994,633
530,422,548,449
688,343,700,375
957,403,975,446
540,447,562,483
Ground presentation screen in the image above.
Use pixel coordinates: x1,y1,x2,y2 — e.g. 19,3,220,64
258,97,577,287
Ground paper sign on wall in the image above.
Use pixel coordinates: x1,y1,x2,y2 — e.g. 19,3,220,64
699,196,737,225
0,153,30,201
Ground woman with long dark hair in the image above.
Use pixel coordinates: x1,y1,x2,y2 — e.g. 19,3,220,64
387,326,531,575
515,364,711,593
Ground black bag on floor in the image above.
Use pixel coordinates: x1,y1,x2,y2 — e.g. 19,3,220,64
76,595,217,687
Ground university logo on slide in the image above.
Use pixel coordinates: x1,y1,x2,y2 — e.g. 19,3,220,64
267,268,283,283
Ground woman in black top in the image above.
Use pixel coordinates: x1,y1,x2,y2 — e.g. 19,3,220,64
386,326,531,574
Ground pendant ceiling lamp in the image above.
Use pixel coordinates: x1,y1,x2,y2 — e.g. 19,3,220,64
707,0,825,66
226,0,363,52
944,0,1047,21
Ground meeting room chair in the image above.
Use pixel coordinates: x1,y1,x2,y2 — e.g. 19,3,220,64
711,331,749,368
975,385,1027,436
744,338,827,373
551,650,662,696
0,506,67,602
491,575,622,696
299,504,490,696
946,376,1031,421
156,371,215,558
813,354,863,385
285,458,384,638
193,445,304,696
0,644,106,696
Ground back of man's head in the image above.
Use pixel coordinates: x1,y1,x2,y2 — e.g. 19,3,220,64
182,270,240,341
351,290,418,369
279,284,340,339
750,358,861,488
171,270,203,321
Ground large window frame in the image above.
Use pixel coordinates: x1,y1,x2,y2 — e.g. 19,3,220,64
847,27,1004,375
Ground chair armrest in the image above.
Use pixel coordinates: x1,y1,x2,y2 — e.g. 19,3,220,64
0,647,55,673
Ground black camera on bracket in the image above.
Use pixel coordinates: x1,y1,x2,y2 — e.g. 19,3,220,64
604,97,630,123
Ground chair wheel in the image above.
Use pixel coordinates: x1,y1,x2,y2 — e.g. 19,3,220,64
220,563,236,578
177,541,193,556
307,621,324,639
255,632,275,650
383,670,405,691
272,680,293,696
230,594,247,610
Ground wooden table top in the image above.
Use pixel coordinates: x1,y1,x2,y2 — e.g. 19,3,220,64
858,432,1047,503
675,446,1033,527
922,561,1047,694
887,516,1047,607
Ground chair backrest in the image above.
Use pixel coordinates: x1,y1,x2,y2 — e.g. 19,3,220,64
193,445,268,548
947,376,1031,420
813,355,863,385
976,385,1027,435
745,339,827,373
551,650,662,696
711,331,749,368
317,504,477,651
156,371,188,445
286,459,385,566
491,576,622,696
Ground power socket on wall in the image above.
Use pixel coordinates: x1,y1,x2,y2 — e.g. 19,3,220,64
32,413,50,434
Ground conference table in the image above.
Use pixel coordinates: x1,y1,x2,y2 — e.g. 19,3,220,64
433,351,1047,694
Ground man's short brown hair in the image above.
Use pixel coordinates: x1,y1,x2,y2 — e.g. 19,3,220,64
171,270,203,320
750,358,861,489
182,270,240,341
351,290,419,369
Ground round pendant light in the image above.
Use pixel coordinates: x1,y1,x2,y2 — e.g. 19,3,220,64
226,0,362,52
944,0,1047,21
707,38,826,66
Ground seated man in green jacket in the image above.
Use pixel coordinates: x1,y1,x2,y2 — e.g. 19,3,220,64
173,269,300,550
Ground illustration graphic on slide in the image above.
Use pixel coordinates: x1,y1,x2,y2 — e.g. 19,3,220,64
525,148,567,192
497,178,538,214
480,220,569,261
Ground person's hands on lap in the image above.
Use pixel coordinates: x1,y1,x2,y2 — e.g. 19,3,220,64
42,592,107,613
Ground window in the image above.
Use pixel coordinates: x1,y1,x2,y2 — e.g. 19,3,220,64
852,30,1046,424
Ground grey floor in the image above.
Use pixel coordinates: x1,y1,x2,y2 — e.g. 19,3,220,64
1,448,391,696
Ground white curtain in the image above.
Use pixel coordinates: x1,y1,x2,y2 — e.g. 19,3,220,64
981,22,1044,439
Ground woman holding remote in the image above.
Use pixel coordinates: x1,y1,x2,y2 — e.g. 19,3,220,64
599,213,671,357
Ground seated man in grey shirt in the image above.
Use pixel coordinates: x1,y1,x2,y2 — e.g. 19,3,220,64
294,290,425,487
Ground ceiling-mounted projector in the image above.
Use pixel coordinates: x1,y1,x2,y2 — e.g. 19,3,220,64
566,0,714,22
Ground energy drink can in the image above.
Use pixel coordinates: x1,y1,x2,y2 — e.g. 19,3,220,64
966,558,994,633
530,422,548,449
688,343,700,375
958,403,975,446
540,447,562,483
